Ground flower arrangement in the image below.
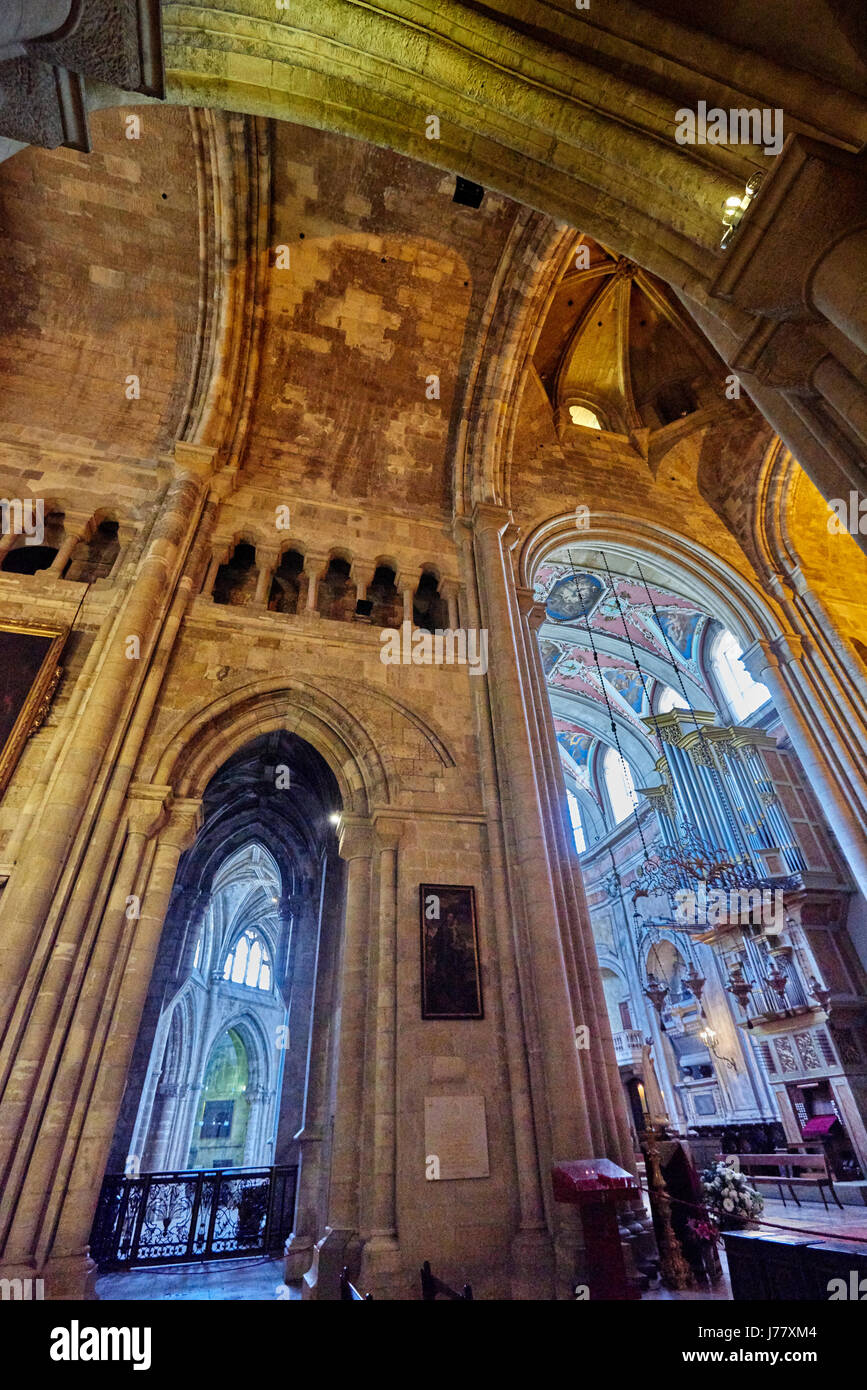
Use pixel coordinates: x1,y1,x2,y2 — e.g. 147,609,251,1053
687,1216,720,1248
700,1159,764,1228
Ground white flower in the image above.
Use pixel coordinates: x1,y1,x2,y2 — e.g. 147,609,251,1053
722,1197,735,1212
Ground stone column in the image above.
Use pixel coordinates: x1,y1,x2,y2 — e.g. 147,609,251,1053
304,553,327,614
811,228,867,357
316,816,373,1297
47,520,87,577
201,545,229,597
146,1083,183,1172
473,506,592,1156
352,562,376,612
360,818,402,1286
473,503,638,1294
0,447,213,1021
0,789,201,1297
283,858,336,1282
454,515,553,1297
253,547,279,608
516,589,636,1173
440,579,460,630
402,583,414,624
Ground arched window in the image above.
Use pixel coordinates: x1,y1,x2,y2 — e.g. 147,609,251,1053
603,746,638,825
711,629,770,721
223,928,273,991
657,685,689,714
213,542,257,607
569,404,602,430
566,788,587,853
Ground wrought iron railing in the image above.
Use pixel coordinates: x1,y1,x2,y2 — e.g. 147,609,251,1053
89,1164,298,1269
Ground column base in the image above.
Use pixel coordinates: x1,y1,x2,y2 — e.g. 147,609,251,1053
301,1226,363,1301
553,1205,586,1300
359,1232,405,1298
509,1227,556,1300
283,1232,315,1282
0,1251,98,1301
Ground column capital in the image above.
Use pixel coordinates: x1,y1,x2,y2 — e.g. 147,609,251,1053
337,815,375,862
161,797,203,853
372,814,405,850
471,501,513,539
209,539,232,565
515,586,546,630
168,441,218,484
126,782,173,838
351,560,377,587
60,510,93,542
741,634,807,682
304,551,330,578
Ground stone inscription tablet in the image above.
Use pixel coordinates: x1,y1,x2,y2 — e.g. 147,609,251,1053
424,1094,490,1180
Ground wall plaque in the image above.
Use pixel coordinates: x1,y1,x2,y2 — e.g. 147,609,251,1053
424,1094,489,1180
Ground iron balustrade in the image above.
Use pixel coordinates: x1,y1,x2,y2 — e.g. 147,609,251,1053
89,1163,298,1269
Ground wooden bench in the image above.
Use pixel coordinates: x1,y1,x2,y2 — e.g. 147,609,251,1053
339,1267,373,1300
721,1153,843,1210
420,1260,473,1300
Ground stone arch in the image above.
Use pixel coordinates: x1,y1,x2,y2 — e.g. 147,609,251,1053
756,439,867,705
520,505,867,893
211,1012,275,1096
520,510,788,650
156,3,863,293
149,676,456,810
151,678,389,811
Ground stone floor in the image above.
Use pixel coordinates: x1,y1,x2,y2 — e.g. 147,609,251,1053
94,1199,867,1301
754,1197,867,1240
644,1198,867,1301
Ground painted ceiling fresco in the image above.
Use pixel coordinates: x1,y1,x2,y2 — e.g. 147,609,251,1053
536,564,713,691
540,563,719,790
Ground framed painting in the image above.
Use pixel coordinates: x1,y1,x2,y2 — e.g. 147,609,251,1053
419,883,483,1020
0,620,66,798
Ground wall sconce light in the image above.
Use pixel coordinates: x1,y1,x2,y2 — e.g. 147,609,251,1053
699,1026,740,1074
720,172,765,248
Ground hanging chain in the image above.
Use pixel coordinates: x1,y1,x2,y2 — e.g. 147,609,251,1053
599,552,681,819
567,549,651,865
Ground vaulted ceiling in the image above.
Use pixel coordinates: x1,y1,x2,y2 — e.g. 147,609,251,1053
534,551,724,814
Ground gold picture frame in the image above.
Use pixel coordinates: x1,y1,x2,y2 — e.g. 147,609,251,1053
0,619,67,798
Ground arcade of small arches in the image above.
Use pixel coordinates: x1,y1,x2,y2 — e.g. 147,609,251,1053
0,509,462,632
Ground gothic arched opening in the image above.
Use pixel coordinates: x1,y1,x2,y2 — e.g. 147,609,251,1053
100,730,345,1263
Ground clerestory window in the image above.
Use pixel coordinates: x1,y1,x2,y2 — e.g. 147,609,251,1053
223,927,273,992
